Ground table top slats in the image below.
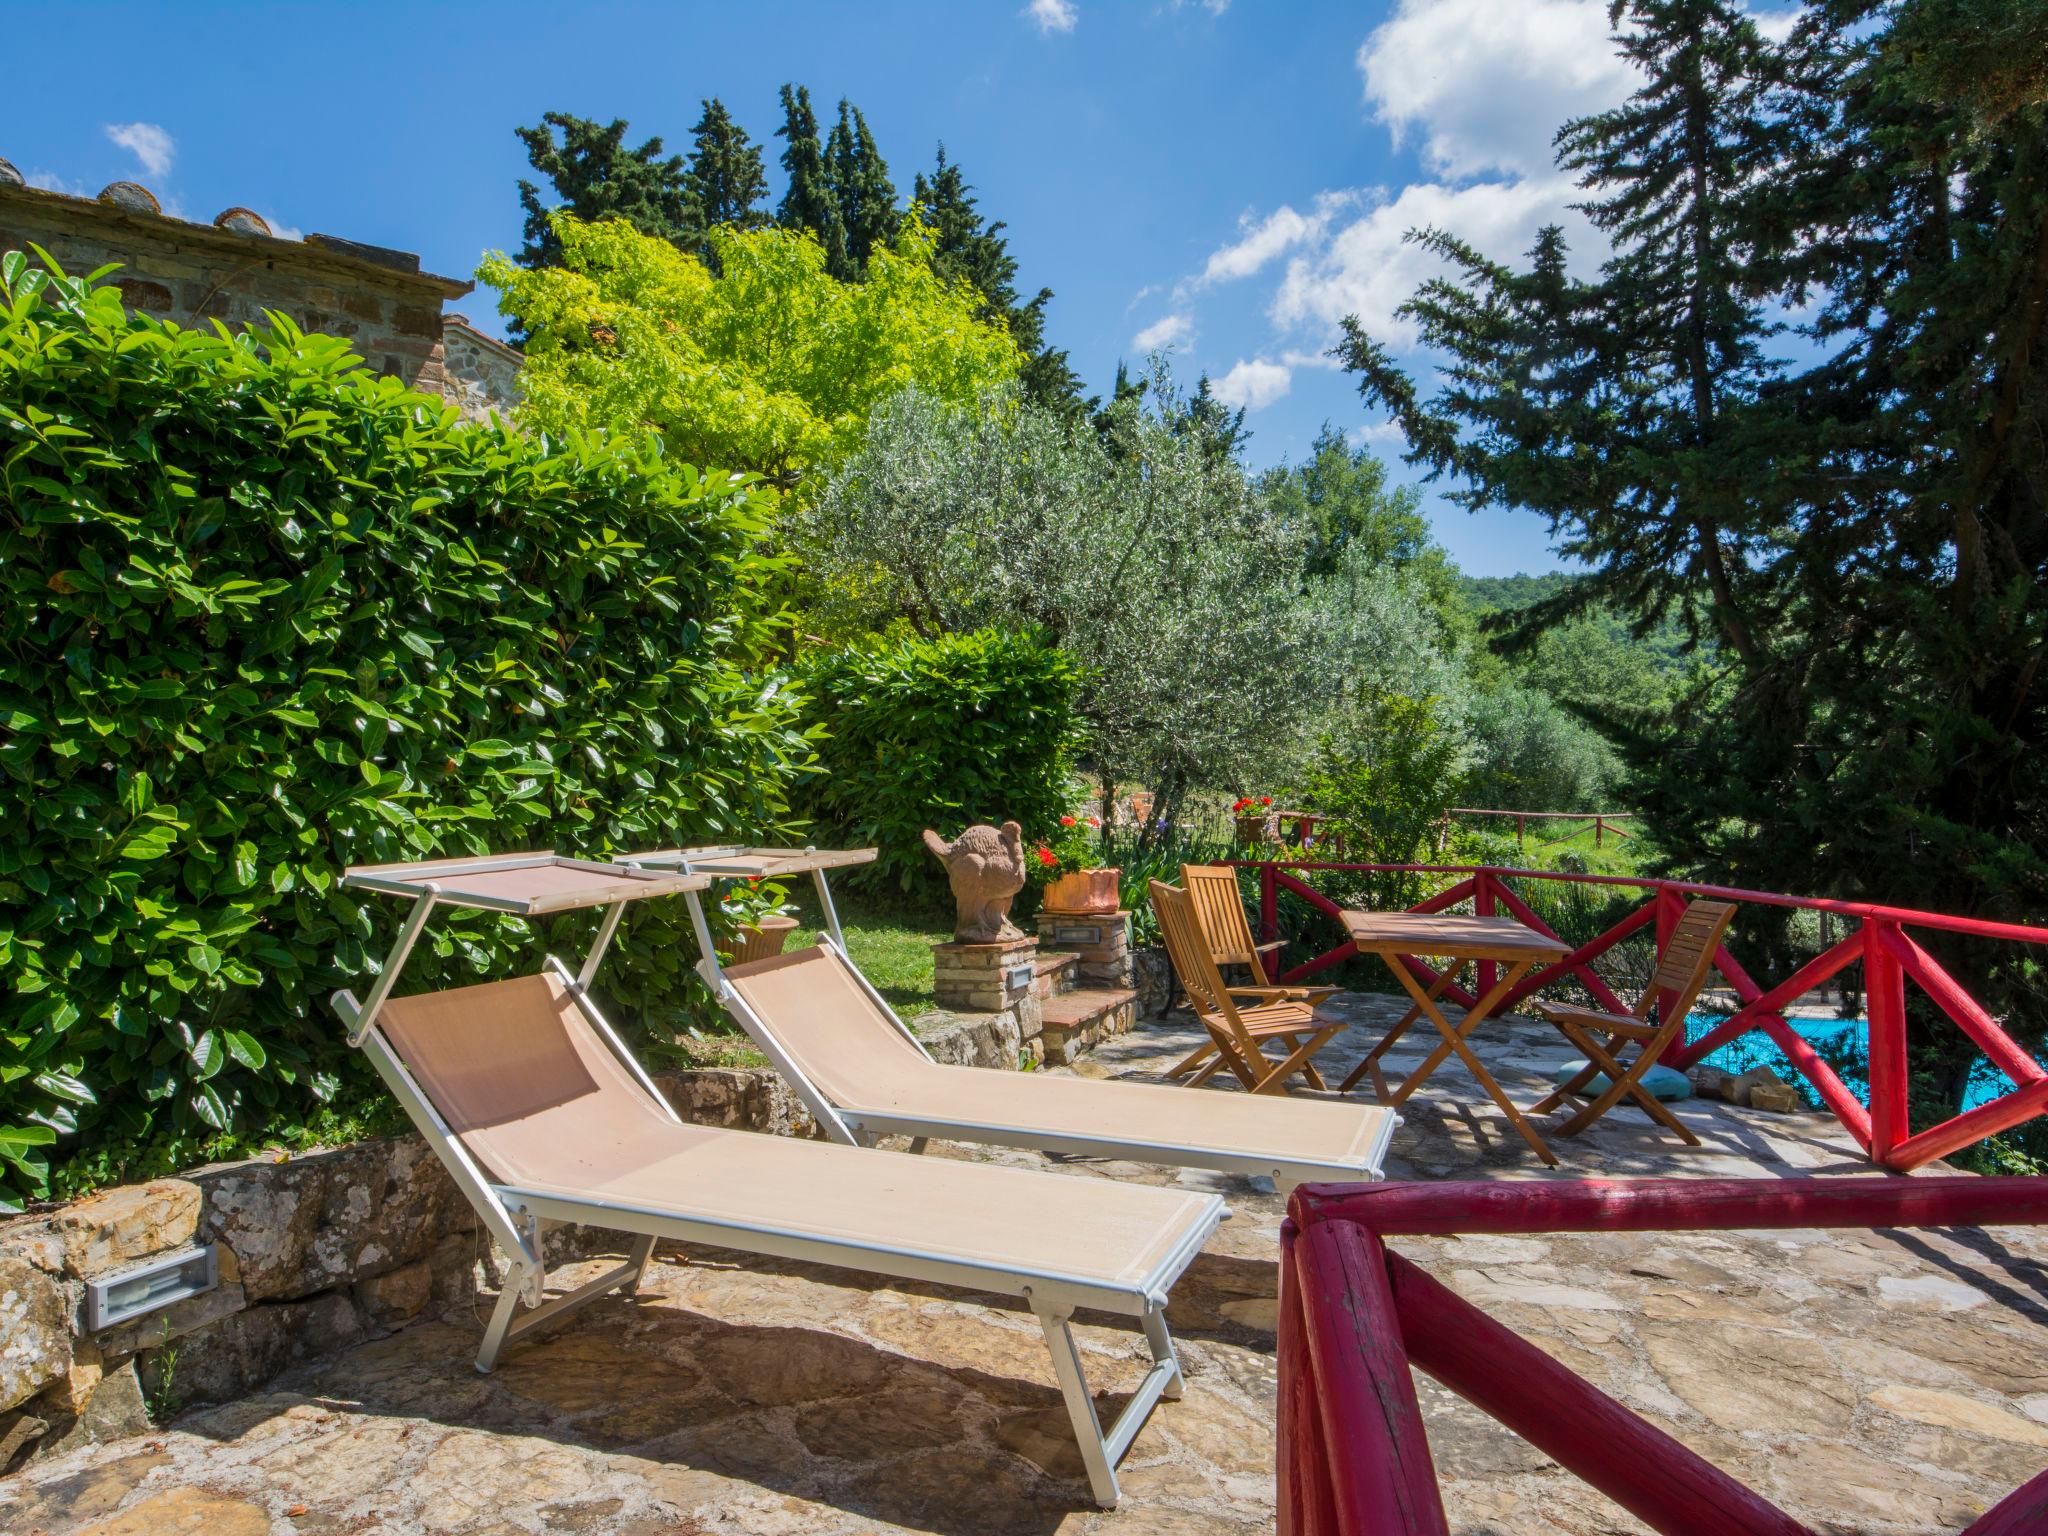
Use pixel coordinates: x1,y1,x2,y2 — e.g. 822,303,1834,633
1341,910,1570,962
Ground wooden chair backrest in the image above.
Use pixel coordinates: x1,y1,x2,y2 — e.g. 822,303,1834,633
1150,880,1261,1062
1640,899,1738,1026
1182,864,1260,970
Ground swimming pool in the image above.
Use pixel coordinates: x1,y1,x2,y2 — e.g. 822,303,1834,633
1684,1012,2032,1112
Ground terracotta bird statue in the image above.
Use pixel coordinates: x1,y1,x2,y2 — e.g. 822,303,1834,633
922,821,1027,943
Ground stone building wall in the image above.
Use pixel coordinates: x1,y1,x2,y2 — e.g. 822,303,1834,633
0,164,519,418
440,314,527,424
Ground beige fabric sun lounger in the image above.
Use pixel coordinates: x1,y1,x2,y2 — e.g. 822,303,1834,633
716,942,1396,1187
332,854,1223,1508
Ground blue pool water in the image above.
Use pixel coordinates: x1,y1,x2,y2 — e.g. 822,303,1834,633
1684,1012,2031,1112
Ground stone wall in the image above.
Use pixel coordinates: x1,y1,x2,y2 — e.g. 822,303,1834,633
0,1063,823,1470
0,165,518,419
441,314,526,424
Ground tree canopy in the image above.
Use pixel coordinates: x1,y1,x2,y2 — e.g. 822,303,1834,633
481,213,1023,486
1341,0,2048,1100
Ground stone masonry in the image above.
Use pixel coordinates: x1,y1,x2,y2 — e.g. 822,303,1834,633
0,1064,811,1471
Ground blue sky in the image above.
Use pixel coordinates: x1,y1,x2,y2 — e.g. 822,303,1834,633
0,0,1660,576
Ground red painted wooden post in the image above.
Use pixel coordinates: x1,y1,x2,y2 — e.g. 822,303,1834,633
1596,814,1606,848
1259,862,1279,983
1884,1075,2048,1172
1880,925,2045,1087
1276,1221,1340,1536
1293,1175,2048,1238
1386,1253,1810,1536
1865,920,1910,1161
1474,870,1498,1001
1289,1221,1450,1536
1516,812,1526,850
1960,1466,2048,1536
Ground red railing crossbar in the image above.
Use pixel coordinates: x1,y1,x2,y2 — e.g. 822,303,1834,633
1233,859,2048,1171
1280,1177,2048,1536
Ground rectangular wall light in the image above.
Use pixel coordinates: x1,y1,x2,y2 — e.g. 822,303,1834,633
82,1244,219,1332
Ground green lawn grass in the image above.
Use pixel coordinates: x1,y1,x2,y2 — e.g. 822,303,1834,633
789,891,949,1022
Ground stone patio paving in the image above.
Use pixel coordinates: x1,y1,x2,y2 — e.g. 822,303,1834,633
7,992,2048,1535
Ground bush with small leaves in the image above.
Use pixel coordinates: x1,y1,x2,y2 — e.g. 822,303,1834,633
794,629,1083,905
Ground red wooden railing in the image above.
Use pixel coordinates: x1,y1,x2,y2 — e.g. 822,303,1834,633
1233,860,2048,1171
1280,1177,2048,1536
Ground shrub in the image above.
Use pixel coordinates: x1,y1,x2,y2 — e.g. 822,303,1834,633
0,253,810,1209
795,629,1084,904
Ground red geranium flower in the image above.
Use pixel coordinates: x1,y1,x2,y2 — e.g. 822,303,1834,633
1260,796,1272,806
1037,845,1058,866
1086,815,1100,827
1060,815,1076,827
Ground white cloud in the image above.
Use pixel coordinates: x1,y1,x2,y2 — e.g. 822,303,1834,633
1271,174,1599,348
1358,0,1637,180
1351,420,1407,450
1024,0,1077,34
1133,312,1193,352
104,121,174,180
1212,358,1292,411
261,215,304,242
1170,0,1230,12
1194,190,1362,290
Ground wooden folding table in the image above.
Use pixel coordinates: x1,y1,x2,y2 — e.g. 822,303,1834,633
1337,911,1570,1165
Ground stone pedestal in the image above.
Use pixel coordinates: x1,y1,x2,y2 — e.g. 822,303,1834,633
931,935,1038,1014
1034,910,1133,989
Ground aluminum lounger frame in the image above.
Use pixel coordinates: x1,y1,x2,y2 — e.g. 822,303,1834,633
331,850,1212,1507
619,848,1394,1188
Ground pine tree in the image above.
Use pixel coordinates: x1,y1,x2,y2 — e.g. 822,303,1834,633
913,145,1085,414
776,85,851,280
684,98,770,236
1181,374,1250,466
1334,0,2048,1099
514,112,696,270
825,100,899,276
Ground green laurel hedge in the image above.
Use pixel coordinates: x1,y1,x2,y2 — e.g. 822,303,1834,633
795,628,1084,904
0,252,812,1209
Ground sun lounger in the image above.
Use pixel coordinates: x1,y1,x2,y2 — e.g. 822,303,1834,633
332,853,1225,1508
617,846,1392,1186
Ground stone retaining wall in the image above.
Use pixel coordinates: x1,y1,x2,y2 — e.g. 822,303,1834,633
0,1008,1026,1471
0,1058,839,1470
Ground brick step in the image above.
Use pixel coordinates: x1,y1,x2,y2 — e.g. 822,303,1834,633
1040,986,1137,1030
1031,950,1080,999
1033,986,1141,1065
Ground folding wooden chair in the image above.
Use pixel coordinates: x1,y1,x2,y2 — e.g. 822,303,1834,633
1150,880,1348,1094
1529,897,1738,1144
1179,863,1337,1005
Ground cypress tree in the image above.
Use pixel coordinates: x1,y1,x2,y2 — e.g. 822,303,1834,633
826,100,899,276
514,112,696,270
776,84,850,279
684,97,770,237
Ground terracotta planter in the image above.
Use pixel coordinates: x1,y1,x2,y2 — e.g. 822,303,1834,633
730,913,800,964
1043,867,1121,914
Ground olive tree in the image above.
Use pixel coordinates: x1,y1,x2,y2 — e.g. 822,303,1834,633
801,380,1458,833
